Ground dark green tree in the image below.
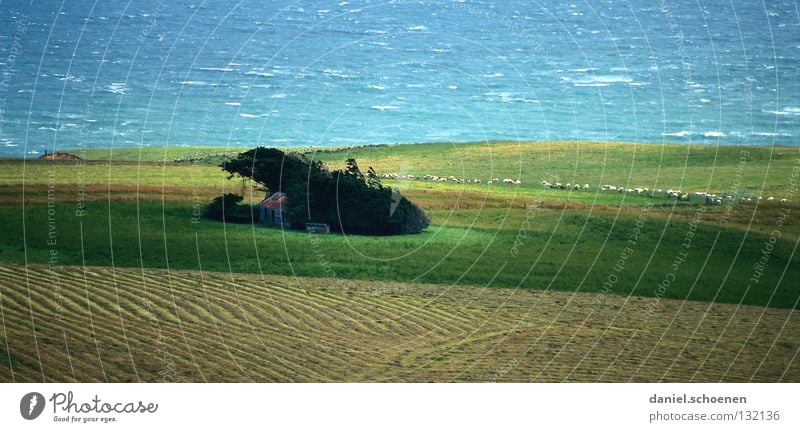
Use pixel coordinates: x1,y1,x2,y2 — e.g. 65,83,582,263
219,147,430,235
366,166,381,188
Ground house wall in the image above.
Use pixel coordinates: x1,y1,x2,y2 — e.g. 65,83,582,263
260,206,290,228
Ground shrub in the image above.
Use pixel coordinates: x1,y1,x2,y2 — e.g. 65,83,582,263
388,193,431,235
203,193,255,223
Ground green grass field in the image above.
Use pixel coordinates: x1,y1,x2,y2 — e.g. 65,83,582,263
2,140,798,308
1,140,798,382
1,197,797,307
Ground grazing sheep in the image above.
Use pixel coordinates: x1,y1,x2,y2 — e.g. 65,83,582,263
583,184,590,189
503,178,514,184
572,184,579,190
767,196,774,201
634,187,644,194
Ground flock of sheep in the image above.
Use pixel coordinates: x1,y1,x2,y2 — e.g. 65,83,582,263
379,173,791,204
382,173,522,185
557,182,791,205
592,181,789,205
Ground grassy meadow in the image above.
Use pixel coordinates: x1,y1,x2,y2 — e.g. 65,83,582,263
1,140,798,308
1,140,798,382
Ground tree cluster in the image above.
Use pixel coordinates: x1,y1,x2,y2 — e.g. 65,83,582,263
214,147,430,235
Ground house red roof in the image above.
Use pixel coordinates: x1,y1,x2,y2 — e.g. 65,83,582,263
261,192,287,209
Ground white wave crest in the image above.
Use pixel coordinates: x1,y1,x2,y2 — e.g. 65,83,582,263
371,105,400,111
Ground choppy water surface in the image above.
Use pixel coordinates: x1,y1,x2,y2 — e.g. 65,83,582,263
0,0,798,156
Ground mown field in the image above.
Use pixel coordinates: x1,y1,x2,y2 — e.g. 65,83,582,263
1,264,797,382
1,140,798,382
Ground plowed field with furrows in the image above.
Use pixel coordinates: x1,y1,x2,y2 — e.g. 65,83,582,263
1,265,797,382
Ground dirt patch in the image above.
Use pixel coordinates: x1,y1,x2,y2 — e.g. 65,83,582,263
38,152,81,161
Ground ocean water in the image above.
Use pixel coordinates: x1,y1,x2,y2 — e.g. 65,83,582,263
0,0,798,156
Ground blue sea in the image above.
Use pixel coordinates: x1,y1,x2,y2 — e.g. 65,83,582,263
0,0,798,157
